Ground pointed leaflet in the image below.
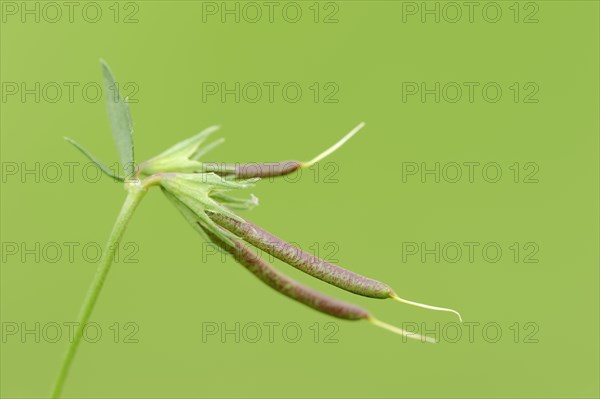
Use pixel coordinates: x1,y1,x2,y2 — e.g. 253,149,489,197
191,137,225,161
64,137,124,182
140,126,220,174
101,59,135,178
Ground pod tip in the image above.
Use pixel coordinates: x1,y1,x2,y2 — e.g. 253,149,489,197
302,122,365,168
368,316,436,343
390,293,463,323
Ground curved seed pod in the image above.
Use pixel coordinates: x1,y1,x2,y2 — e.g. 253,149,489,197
207,210,392,297
207,210,463,322
163,189,434,342
204,161,302,178
201,122,365,179
204,226,368,320
200,224,434,343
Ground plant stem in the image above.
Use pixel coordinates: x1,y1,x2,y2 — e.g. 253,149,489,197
51,183,147,398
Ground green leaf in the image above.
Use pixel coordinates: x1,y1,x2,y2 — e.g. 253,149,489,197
139,126,220,175
100,59,135,178
191,137,225,161
64,137,124,182
155,125,220,160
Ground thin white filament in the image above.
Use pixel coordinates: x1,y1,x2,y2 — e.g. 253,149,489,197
368,316,436,343
391,294,463,323
302,122,365,168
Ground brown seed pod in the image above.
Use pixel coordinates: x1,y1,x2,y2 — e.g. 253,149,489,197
207,210,463,322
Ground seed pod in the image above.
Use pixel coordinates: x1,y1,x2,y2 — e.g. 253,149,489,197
163,183,362,319
204,161,302,178
206,210,391,298
201,122,365,179
164,188,434,342
207,210,463,322
204,226,369,320
200,224,434,342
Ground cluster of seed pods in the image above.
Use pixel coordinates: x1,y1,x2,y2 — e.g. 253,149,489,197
162,124,462,343
56,64,465,399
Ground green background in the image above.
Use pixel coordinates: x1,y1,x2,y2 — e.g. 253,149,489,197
1,1,599,398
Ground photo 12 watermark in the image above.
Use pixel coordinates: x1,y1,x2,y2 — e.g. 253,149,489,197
201,240,340,264
201,81,340,104
1,241,140,264
400,162,540,184
201,321,340,343
1,1,140,24
399,2,540,24
400,241,540,264
1,161,137,184
399,321,540,344
401,82,540,104
1,321,140,344
1,81,140,104
200,2,340,24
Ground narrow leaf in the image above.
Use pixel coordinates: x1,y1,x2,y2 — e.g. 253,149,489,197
156,125,220,160
100,59,135,178
191,137,225,161
140,126,220,175
64,137,124,182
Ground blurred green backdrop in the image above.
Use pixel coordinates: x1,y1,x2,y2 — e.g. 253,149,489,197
1,1,598,398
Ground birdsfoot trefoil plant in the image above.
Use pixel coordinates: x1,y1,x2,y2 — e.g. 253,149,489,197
51,61,463,398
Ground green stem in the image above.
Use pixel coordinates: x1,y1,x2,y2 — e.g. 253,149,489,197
51,183,147,398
